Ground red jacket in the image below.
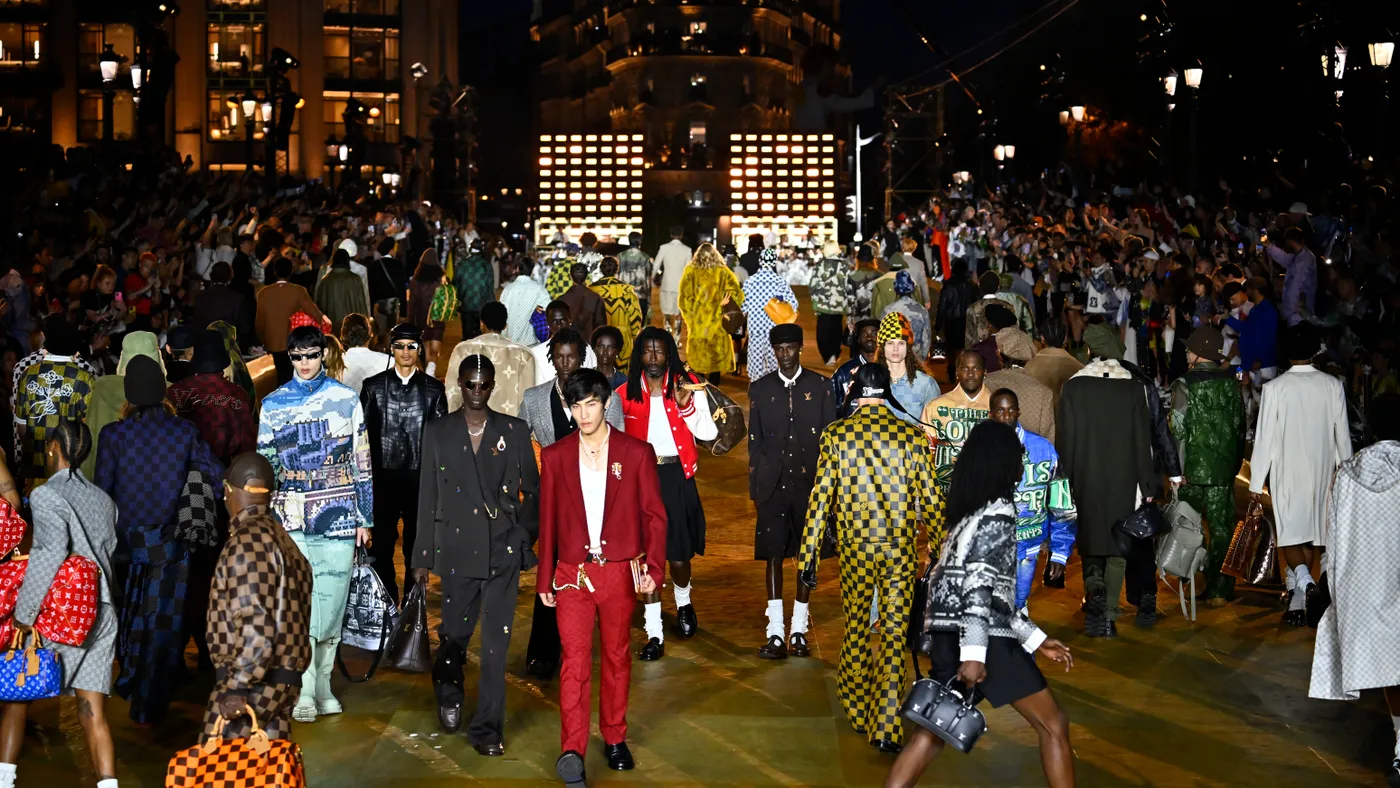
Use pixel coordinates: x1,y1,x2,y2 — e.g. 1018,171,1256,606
536,428,668,594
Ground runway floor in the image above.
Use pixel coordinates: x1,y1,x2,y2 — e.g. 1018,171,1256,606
13,289,1389,786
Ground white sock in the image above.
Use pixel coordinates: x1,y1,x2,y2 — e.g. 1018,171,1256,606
644,602,664,642
674,582,692,608
97,780,118,788
1284,565,1296,591
0,763,15,788
1290,565,1312,610
1392,715,1400,760
765,599,784,639
426,361,437,376
791,600,810,635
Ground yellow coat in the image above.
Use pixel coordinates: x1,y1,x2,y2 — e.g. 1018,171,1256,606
589,276,643,372
679,264,743,375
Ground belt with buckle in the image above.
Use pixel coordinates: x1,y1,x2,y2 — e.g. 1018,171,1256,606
585,553,609,565
656,455,680,466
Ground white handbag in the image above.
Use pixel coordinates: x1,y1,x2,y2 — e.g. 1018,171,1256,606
1155,493,1208,622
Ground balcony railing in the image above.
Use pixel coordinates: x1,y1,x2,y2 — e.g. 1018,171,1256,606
604,34,792,66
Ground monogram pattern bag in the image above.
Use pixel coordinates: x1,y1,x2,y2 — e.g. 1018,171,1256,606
1220,499,1277,586
0,630,61,703
165,705,306,788
0,556,100,647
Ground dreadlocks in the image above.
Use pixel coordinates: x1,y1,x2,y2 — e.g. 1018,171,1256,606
626,326,688,402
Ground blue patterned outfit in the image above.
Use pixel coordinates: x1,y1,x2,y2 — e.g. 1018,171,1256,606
741,252,798,381
96,410,224,723
1012,423,1077,611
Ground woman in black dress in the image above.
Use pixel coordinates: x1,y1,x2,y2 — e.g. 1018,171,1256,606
887,420,1076,788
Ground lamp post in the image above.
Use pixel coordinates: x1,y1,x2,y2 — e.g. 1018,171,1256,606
326,135,340,189
241,90,258,172
99,44,121,143
1184,66,1202,193
1372,41,1394,161
1004,144,1016,182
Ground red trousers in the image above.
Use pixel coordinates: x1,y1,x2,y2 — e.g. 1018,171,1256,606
555,560,635,753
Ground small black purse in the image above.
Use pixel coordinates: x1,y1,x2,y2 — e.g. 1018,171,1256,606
901,660,988,753
1111,500,1165,557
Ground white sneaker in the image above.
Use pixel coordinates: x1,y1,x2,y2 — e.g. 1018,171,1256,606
292,694,318,723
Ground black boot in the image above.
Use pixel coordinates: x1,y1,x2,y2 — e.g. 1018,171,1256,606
1083,588,1107,637
1135,592,1158,628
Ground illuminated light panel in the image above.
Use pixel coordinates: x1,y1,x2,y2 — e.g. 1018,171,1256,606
537,132,644,245
726,130,842,246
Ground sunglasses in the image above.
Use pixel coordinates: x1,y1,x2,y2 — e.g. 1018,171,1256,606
288,351,323,362
391,342,421,352
461,380,494,391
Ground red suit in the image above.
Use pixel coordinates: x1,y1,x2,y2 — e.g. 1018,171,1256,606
537,428,668,754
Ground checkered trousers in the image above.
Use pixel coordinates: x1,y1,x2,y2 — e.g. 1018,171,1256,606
836,539,917,745
798,406,946,576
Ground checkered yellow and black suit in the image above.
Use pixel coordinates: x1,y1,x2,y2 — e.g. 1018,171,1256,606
799,404,945,746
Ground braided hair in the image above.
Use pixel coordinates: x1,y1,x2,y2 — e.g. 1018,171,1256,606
626,326,688,402
49,419,93,481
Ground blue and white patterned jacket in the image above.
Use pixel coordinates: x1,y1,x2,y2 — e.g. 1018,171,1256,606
1014,423,1077,564
257,371,373,539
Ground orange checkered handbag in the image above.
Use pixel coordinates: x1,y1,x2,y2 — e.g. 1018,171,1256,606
165,705,306,788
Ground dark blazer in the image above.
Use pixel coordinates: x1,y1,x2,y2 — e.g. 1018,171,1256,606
191,282,251,339
536,429,668,593
413,410,540,579
747,369,836,503
360,369,447,472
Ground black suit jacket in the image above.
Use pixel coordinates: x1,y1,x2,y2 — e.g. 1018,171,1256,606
192,283,255,348
747,369,837,503
413,410,540,580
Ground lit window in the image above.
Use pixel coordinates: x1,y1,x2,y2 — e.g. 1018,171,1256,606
324,26,399,81
78,89,136,142
323,90,401,143
0,22,47,68
208,22,265,77
688,121,706,146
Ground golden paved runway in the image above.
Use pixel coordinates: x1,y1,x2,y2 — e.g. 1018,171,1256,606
14,290,1391,786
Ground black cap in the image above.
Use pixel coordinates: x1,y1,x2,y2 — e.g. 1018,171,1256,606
124,355,168,407
167,325,199,351
390,323,423,342
769,323,803,346
191,330,231,375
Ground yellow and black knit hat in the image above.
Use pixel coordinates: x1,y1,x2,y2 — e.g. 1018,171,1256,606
877,311,913,346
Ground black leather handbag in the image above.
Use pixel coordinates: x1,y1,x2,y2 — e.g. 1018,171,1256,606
901,660,988,753
1112,500,1165,557
383,583,431,673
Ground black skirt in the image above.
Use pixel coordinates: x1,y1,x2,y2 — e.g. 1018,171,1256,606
923,631,1047,709
657,462,706,561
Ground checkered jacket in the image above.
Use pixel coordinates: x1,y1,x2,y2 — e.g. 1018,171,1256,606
208,504,313,694
798,403,945,574
919,500,1046,663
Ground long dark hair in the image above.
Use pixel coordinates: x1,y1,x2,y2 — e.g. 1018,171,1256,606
49,419,93,480
945,420,1024,528
413,249,444,284
626,326,688,402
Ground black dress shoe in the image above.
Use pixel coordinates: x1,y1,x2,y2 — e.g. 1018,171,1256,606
473,741,505,757
1305,574,1330,628
437,703,462,733
604,741,634,771
527,658,558,679
787,632,811,658
637,637,664,660
676,604,698,638
873,739,903,754
1284,583,1314,626
556,750,587,787
757,635,787,660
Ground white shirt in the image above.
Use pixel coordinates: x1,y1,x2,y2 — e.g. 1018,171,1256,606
194,243,236,280
645,386,718,457
655,239,693,294
777,366,802,388
342,346,392,394
530,341,597,384
581,454,607,552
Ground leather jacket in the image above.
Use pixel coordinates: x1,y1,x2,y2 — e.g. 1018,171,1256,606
359,368,448,472
936,275,977,329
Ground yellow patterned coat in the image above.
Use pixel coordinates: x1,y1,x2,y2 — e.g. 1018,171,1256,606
589,276,644,372
678,263,744,375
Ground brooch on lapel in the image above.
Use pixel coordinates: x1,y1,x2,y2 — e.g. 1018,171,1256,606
611,462,622,480
493,436,506,455
804,392,812,401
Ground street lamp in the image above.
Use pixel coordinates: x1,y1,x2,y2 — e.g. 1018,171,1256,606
99,44,122,142
1183,67,1203,193
1059,110,1069,125
1163,71,1177,96
1370,41,1394,68
1184,67,1203,89
1004,145,1016,159
1070,105,1085,122
241,90,258,171
993,144,1005,161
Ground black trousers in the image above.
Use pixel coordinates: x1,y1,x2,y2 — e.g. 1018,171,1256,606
433,567,519,745
272,351,293,386
525,595,560,670
815,313,846,362
371,468,419,604
1124,537,1158,607
460,310,482,342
